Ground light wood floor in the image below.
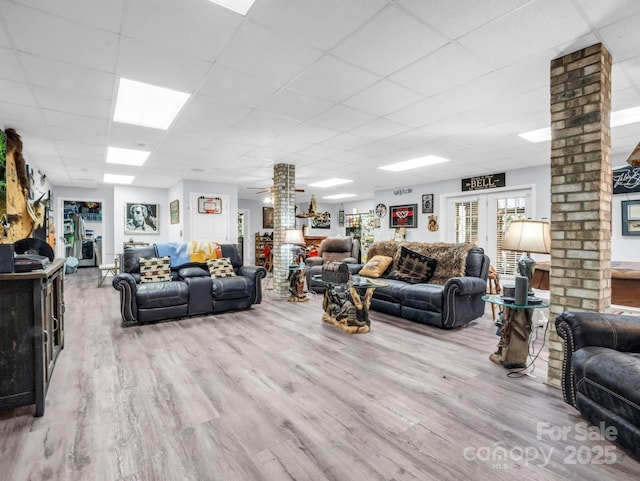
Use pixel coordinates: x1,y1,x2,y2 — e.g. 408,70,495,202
1,267,639,481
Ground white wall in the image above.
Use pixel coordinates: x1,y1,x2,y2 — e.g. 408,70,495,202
51,163,638,265
613,191,640,261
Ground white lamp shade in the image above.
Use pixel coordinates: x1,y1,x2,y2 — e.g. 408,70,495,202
284,229,305,246
502,220,551,254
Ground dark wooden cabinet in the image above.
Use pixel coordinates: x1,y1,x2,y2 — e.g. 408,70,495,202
0,259,65,416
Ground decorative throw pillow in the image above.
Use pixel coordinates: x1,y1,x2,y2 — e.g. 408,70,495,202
386,247,437,284
207,257,236,279
359,255,393,278
139,256,172,283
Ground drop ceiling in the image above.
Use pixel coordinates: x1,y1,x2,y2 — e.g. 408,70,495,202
1,0,639,203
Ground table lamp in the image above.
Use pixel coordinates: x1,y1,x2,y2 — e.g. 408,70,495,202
502,220,551,295
284,228,306,264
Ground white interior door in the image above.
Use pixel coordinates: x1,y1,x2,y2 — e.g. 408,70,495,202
447,188,533,275
189,193,229,243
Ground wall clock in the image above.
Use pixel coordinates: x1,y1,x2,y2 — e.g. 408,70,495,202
375,203,387,218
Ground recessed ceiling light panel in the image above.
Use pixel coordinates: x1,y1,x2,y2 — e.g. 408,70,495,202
308,178,353,188
518,127,551,143
107,146,150,166
323,193,357,199
104,173,134,184
207,0,255,15
379,155,450,172
113,78,190,130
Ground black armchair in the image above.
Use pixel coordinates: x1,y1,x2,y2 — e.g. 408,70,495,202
555,311,640,460
305,236,361,293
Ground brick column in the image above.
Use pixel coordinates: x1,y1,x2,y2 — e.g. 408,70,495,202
547,43,612,388
272,163,297,298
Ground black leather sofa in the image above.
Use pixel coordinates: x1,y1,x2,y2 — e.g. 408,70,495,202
357,241,490,328
555,311,640,460
112,243,266,325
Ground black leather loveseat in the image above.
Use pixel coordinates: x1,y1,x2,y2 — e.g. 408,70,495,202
358,241,490,328
555,311,640,460
113,243,266,325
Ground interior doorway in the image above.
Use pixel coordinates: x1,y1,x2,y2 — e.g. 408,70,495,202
238,209,250,265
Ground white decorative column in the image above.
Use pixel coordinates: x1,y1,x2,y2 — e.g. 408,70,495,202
272,163,297,298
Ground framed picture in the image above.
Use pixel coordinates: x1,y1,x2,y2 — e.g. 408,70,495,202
422,194,434,214
311,211,331,229
390,204,418,229
170,199,179,224
621,199,640,236
262,206,274,229
197,196,222,214
125,202,159,234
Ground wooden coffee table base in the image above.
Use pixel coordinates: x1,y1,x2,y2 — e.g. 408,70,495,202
321,285,374,334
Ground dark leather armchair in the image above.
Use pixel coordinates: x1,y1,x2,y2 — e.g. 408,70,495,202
305,236,361,292
555,311,640,460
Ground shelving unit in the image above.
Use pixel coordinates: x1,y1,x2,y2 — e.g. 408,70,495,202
255,233,273,266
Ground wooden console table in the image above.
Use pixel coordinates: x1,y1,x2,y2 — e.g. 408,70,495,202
0,259,65,416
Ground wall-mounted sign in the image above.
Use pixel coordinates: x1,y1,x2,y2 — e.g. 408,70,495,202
394,188,413,196
461,173,505,191
613,165,640,194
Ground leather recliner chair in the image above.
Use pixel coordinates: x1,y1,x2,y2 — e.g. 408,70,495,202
555,311,640,460
305,236,361,293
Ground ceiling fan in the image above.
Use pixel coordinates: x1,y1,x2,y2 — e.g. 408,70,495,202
247,186,305,195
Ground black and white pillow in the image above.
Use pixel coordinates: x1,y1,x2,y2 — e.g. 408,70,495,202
139,256,172,283
386,246,437,284
207,257,236,279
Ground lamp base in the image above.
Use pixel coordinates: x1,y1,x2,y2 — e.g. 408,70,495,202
517,255,536,296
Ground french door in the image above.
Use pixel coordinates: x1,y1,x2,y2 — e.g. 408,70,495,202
447,189,532,276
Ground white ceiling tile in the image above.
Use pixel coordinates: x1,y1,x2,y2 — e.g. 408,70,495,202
20,53,115,98
0,47,25,82
15,0,125,32
343,79,425,116
398,0,530,39
258,88,333,122
173,95,252,133
331,5,448,76
348,117,410,140
249,0,387,51
386,97,449,128
216,20,323,86
198,64,281,109
577,0,640,28
599,13,640,62
288,55,380,102
234,111,300,138
458,0,591,68
308,104,376,131
3,2,119,72
320,133,372,151
117,37,213,92
0,78,38,106
32,87,111,120
122,0,242,62
284,123,342,144
391,43,494,97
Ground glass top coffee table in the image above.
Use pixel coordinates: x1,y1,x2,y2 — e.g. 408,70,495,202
312,275,388,333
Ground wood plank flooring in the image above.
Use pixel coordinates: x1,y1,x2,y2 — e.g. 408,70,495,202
1,267,639,480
